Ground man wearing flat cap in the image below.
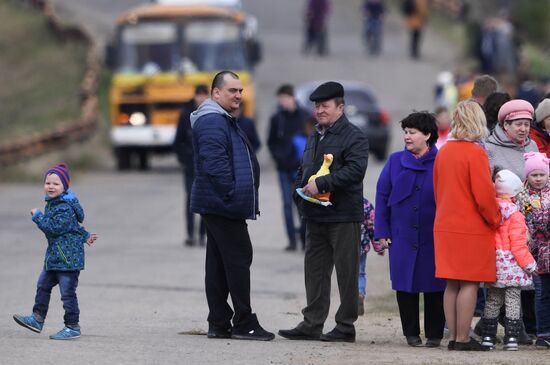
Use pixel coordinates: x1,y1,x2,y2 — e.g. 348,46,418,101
278,81,369,343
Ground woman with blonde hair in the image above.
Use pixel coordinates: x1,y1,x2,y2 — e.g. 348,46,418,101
433,100,501,351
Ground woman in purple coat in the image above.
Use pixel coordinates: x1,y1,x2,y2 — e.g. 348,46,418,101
375,112,447,347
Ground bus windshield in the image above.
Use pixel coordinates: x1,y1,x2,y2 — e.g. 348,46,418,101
117,19,249,74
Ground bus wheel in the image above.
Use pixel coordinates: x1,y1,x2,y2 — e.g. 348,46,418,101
138,150,150,171
115,147,131,170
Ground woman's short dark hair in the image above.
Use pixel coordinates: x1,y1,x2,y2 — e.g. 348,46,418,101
400,111,439,147
484,92,511,131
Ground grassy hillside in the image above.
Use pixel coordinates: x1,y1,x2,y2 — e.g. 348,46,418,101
0,1,87,143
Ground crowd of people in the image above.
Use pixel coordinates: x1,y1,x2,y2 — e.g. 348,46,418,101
10,62,550,352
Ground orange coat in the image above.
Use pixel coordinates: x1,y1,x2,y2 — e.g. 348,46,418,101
433,140,501,281
493,198,536,287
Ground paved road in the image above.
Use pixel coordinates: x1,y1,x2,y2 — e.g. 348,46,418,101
6,1,546,364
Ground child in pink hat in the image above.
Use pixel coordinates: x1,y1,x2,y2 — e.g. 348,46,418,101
516,152,550,348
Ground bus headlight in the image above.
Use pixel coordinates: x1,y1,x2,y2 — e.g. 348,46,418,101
128,112,147,126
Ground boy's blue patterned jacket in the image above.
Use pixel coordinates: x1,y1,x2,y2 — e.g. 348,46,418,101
32,191,89,271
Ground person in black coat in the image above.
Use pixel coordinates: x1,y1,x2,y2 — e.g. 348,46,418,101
267,84,310,251
173,84,208,246
278,81,369,343
237,115,261,153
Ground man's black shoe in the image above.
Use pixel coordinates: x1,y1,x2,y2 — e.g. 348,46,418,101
278,327,320,341
207,327,231,339
406,335,422,347
232,324,274,341
320,328,355,343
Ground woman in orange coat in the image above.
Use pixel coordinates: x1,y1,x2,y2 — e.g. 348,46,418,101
433,100,501,351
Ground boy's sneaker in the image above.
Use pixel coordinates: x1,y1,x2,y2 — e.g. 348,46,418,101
13,314,44,333
535,337,550,348
49,326,81,340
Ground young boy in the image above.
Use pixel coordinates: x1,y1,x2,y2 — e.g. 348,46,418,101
358,197,384,315
13,163,97,340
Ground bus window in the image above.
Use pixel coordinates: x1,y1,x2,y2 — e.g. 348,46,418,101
182,20,249,71
118,22,178,74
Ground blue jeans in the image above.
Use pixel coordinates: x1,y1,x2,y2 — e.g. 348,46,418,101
358,250,367,297
33,270,80,326
534,274,550,337
365,18,383,54
278,170,297,245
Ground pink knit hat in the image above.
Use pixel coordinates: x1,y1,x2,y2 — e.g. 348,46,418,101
497,99,534,124
524,152,550,176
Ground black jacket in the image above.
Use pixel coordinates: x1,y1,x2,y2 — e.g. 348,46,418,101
294,114,369,222
267,107,310,171
238,116,261,153
173,100,197,170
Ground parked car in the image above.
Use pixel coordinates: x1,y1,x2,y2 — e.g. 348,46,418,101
295,81,390,161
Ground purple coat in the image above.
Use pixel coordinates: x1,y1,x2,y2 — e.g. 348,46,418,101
375,147,446,293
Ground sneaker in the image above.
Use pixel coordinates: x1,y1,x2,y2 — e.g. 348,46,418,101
232,324,274,341
13,314,43,333
49,326,81,340
184,238,195,247
535,337,550,348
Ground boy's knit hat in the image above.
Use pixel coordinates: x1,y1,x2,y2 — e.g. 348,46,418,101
535,98,550,123
495,169,523,198
524,151,550,176
45,163,70,191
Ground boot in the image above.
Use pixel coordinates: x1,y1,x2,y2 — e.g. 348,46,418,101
479,317,498,349
503,318,521,351
518,320,533,345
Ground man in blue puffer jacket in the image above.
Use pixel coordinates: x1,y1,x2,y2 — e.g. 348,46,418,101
190,71,274,341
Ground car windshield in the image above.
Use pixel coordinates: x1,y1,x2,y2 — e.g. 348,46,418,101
344,90,377,113
117,19,248,74
298,88,377,114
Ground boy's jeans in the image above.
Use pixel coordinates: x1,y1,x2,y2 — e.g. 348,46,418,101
359,250,367,297
33,270,80,327
534,274,550,337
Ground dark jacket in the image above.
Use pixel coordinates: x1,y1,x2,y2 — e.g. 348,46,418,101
238,115,261,153
267,107,310,171
32,190,89,271
190,99,260,220
294,114,369,222
374,147,446,293
173,100,198,170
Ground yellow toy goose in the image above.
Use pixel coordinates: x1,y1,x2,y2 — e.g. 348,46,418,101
308,153,333,202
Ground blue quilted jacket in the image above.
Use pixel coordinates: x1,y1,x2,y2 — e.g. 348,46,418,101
190,99,260,220
32,190,89,271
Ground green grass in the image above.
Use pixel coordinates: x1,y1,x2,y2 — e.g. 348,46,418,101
523,44,550,80
0,1,87,144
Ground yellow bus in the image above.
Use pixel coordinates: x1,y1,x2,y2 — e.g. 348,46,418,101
106,2,261,169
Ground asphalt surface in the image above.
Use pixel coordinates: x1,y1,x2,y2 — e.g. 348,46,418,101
5,1,547,364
